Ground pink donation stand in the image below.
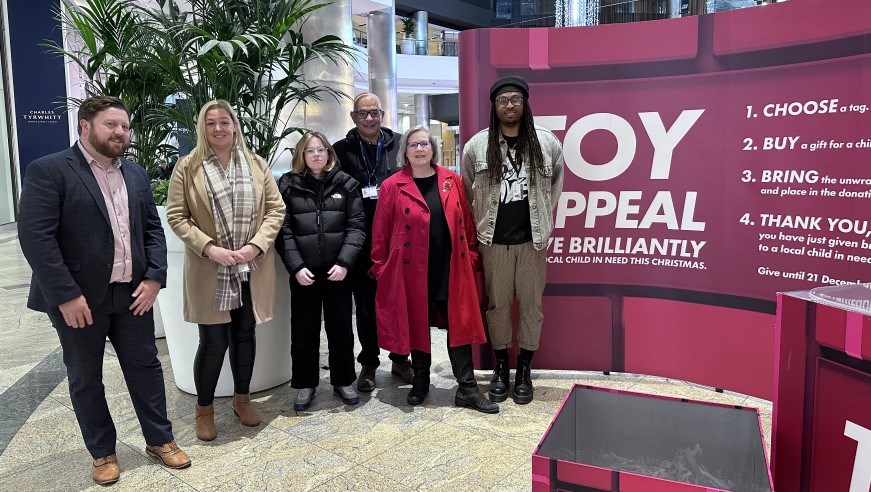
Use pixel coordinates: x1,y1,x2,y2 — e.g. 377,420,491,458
532,385,771,491
772,283,871,491
530,284,871,491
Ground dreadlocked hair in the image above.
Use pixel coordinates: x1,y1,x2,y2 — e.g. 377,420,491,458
485,100,544,185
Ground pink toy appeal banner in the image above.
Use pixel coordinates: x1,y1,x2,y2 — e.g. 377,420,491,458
540,55,871,300
461,0,871,305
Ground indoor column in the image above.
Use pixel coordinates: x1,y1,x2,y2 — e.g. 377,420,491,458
414,94,429,128
299,0,355,144
412,11,428,55
367,9,398,130
668,0,682,17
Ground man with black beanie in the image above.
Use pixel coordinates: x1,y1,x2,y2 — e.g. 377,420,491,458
461,76,564,404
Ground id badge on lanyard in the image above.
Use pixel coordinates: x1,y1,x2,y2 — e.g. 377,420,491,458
511,181,523,200
362,185,378,199
359,132,383,199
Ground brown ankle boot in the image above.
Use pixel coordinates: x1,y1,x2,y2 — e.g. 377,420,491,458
233,393,261,427
195,403,217,441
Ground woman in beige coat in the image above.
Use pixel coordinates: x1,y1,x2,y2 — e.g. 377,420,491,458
166,100,285,441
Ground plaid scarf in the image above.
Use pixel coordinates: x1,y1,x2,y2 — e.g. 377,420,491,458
203,147,261,311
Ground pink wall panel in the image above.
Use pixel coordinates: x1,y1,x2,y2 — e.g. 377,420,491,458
624,298,774,398
538,297,612,371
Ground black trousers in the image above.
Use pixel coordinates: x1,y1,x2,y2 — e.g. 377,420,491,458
420,300,477,388
49,282,173,459
194,283,256,406
350,265,407,367
290,276,356,388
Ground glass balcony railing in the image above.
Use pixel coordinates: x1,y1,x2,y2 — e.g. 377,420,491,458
353,29,459,56
600,1,669,23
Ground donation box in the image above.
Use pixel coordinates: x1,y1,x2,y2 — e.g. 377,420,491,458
533,385,772,491
772,284,871,492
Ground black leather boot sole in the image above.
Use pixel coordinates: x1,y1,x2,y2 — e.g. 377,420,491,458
512,390,533,405
488,386,509,403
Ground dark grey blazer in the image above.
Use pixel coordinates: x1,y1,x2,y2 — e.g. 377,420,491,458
18,144,167,313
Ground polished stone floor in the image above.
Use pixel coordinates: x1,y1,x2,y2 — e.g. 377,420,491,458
0,226,771,491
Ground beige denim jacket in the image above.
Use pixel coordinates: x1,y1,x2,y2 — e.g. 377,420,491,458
461,126,564,251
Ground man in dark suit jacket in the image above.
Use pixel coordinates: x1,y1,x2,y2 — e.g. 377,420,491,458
18,96,191,485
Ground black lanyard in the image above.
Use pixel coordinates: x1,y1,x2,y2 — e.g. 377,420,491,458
506,146,522,174
358,131,383,186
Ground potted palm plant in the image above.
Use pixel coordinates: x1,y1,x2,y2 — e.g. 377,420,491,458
400,17,416,54
50,0,356,170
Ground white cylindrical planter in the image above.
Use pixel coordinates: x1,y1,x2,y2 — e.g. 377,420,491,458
401,38,415,54
155,206,292,396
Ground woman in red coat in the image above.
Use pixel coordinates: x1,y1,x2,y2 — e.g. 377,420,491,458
370,125,498,413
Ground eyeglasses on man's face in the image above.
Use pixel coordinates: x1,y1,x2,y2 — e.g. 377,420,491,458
353,109,383,119
495,96,524,108
407,141,431,150
304,147,328,156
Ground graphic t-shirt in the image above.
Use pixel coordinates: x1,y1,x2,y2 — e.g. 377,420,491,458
492,134,532,244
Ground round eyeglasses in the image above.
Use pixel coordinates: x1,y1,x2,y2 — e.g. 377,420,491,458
495,96,524,108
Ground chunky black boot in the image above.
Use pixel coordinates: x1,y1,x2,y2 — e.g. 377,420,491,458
513,354,534,404
407,350,431,405
488,355,510,403
448,344,499,414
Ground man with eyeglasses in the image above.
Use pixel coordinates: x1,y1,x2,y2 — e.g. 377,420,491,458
333,92,413,392
461,76,564,405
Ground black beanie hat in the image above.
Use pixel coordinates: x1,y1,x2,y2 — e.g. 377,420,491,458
489,76,529,102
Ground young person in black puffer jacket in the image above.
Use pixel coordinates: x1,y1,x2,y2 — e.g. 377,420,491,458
277,131,366,411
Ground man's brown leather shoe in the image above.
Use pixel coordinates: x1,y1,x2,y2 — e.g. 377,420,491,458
145,441,191,469
92,454,119,485
357,365,376,392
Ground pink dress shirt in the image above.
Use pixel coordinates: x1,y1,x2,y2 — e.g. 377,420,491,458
78,141,133,283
